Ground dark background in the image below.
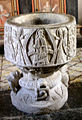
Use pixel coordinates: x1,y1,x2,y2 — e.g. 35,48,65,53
19,0,32,14
66,0,78,23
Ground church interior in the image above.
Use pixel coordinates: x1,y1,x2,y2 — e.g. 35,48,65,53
0,0,82,119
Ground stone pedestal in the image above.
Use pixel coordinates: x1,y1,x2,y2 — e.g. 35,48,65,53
4,13,76,113
10,65,68,113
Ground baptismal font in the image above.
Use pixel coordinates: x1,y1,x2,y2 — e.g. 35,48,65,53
4,13,76,113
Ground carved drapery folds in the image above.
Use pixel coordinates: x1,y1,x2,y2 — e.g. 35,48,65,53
4,24,76,68
4,13,76,113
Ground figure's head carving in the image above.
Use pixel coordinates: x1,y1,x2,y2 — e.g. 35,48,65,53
27,29,54,67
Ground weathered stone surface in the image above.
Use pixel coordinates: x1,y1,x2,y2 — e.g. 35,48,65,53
0,82,82,119
10,68,68,113
4,13,76,68
4,13,76,113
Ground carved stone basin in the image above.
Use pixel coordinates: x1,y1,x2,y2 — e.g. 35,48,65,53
4,13,76,114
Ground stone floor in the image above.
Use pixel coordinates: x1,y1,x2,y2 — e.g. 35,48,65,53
0,48,82,119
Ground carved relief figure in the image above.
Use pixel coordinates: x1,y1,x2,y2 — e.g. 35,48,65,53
27,29,54,67
56,27,68,64
4,13,76,114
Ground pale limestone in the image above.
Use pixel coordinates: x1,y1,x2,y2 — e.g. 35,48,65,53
4,13,76,113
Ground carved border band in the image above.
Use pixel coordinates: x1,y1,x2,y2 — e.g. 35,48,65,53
4,21,76,68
